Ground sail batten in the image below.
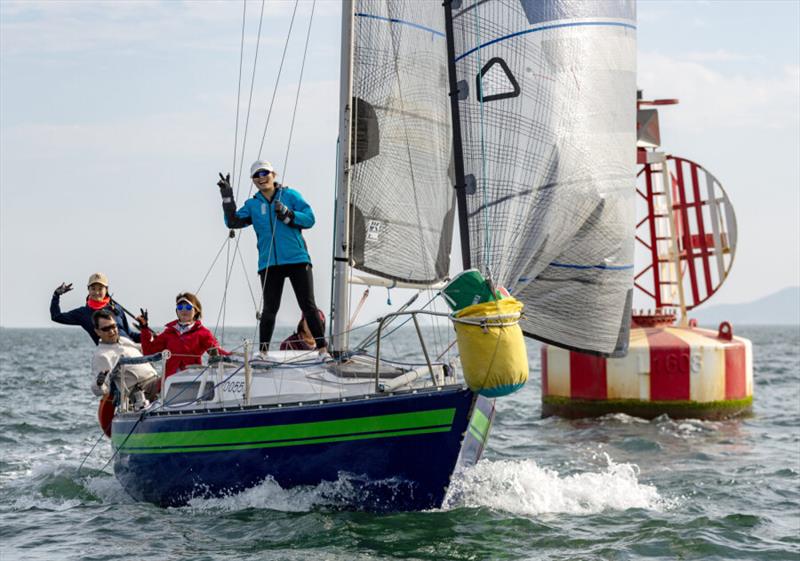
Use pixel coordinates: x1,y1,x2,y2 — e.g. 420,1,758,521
447,0,637,355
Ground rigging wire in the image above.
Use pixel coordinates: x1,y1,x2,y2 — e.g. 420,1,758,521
279,0,316,183
230,0,248,188
248,0,317,351
473,8,492,280
196,235,236,295
233,0,267,201
257,0,301,159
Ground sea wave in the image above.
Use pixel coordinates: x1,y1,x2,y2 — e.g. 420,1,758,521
441,455,677,515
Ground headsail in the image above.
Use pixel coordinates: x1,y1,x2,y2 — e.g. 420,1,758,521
447,0,637,355
348,0,454,284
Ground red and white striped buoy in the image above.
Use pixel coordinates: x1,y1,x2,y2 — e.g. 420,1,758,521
541,317,752,419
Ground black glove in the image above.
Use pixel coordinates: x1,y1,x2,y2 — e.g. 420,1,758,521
217,172,231,191
96,370,109,388
135,308,149,330
274,201,294,224
54,282,73,296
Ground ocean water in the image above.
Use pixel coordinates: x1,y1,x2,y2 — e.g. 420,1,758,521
0,325,798,561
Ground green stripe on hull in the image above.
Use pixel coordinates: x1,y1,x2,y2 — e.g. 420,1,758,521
468,408,490,442
117,426,452,455
113,408,457,454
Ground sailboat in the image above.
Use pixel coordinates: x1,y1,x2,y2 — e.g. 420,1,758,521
109,0,637,510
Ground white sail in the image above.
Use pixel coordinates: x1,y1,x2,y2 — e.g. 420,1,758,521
348,0,455,285
448,0,637,355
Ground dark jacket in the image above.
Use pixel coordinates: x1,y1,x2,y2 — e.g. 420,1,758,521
140,320,227,377
279,332,314,351
50,293,140,345
221,185,314,271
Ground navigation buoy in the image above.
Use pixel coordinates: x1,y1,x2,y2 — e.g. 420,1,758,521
539,92,754,419
541,315,752,419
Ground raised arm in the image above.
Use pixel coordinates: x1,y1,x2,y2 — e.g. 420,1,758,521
50,283,83,325
137,314,168,356
217,172,253,229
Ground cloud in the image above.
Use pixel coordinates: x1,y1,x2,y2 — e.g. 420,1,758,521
684,49,763,63
638,52,800,132
0,0,332,56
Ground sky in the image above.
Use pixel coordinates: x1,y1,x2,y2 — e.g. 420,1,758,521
1,0,798,329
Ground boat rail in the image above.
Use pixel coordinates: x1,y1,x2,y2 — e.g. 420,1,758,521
372,310,453,393
113,350,170,412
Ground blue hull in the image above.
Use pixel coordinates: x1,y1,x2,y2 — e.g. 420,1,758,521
112,387,494,510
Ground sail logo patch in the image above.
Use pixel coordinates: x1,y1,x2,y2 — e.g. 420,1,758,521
477,57,520,102
367,220,382,241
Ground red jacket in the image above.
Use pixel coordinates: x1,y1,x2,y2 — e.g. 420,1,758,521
140,320,226,377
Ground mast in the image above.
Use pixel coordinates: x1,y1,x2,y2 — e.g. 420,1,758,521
332,0,355,353
443,0,471,270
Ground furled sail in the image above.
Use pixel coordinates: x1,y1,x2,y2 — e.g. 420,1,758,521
349,0,454,284
447,0,637,355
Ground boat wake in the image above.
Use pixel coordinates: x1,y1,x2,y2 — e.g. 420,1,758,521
442,456,677,516
3,462,132,511
6,455,675,517
181,473,418,513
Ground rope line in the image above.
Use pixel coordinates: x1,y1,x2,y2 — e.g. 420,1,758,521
230,0,247,187
196,235,235,295
234,0,267,201
257,0,301,158
280,0,316,182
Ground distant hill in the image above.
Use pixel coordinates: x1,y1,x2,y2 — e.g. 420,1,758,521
692,286,800,326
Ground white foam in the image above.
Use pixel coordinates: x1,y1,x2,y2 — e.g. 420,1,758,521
442,455,676,515
182,475,358,513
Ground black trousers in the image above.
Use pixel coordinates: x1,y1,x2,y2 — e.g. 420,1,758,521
258,263,326,351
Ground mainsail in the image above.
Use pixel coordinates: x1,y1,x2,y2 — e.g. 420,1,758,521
447,0,637,355
348,0,454,284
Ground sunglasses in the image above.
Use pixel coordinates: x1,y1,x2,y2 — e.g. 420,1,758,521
98,324,118,333
176,303,194,311
252,170,271,179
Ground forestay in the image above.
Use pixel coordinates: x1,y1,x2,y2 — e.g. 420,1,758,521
349,0,455,285
449,0,637,355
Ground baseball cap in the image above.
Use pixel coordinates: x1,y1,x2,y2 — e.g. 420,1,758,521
87,272,109,288
250,160,274,177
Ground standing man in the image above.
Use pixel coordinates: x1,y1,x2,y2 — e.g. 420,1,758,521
217,160,327,354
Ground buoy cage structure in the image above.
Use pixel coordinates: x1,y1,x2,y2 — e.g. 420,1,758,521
538,92,753,420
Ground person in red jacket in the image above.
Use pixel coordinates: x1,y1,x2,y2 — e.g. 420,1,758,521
136,292,226,377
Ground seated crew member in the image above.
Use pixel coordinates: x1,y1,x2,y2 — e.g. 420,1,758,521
136,292,227,378
217,160,327,354
91,309,158,410
51,272,140,345
280,309,326,351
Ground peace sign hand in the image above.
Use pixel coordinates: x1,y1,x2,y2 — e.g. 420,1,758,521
217,173,231,191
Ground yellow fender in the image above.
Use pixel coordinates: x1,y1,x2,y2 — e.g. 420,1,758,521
453,297,529,397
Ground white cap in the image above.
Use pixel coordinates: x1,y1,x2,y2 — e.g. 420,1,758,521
250,160,274,177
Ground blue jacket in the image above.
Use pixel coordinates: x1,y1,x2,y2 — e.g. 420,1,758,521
50,294,140,345
221,185,314,271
